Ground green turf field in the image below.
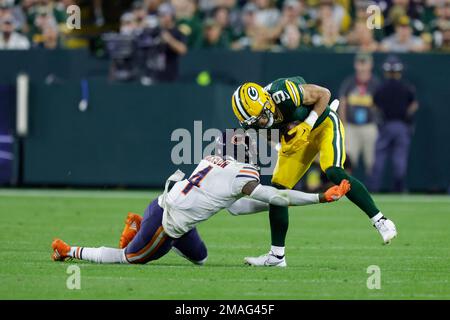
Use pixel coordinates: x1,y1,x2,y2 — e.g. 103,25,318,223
1,189,449,299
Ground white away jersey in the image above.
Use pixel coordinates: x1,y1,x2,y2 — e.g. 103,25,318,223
159,156,260,238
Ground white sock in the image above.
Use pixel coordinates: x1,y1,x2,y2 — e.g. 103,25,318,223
371,212,384,224
271,245,285,257
69,246,128,264
68,246,77,258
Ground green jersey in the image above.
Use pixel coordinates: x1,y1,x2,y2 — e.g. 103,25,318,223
264,76,330,130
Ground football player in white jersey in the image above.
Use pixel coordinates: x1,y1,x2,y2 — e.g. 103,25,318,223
51,130,350,266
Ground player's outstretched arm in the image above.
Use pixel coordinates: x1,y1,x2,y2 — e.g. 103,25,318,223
242,180,351,207
227,198,268,216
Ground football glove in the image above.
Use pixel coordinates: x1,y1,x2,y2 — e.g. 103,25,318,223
323,179,351,202
290,122,312,142
281,122,312,155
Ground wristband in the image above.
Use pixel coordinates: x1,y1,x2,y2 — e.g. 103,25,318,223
304,110,319,127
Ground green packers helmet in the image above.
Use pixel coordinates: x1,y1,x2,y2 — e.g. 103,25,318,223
231,82,276,129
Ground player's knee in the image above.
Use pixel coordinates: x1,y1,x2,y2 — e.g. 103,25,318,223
325,166,349,185
193,255,208,266
192,242,208,265
198,242,208,263
125,256,146,265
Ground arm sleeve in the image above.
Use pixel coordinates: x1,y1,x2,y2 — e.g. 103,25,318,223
249,184,320,207
227,197,269,216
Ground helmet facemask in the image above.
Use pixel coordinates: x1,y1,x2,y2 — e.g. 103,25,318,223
241,100,275,129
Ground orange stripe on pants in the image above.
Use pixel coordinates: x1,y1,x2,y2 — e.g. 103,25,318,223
126,226,164,262
133,234,168,264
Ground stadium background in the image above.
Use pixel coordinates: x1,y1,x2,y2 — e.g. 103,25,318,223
0,0,449,192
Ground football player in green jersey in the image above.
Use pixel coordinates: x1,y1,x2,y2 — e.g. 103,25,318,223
231,77,397,267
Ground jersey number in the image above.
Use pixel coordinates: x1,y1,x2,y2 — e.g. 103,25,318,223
271,90,290,104
182,165,213,195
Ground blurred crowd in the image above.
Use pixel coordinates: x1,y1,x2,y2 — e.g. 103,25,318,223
0,0,75,49
1,0,450,52
116,0,450,52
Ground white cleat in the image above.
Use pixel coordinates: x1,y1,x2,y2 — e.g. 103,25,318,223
244,251,287,267
374,218,397,244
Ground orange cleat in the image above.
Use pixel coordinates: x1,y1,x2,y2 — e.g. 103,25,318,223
119,212,142,249
51,238,71,261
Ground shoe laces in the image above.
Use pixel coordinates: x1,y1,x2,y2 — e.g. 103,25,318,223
375,219,389,232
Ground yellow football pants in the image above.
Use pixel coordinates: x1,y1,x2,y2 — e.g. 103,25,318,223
272,112,346,189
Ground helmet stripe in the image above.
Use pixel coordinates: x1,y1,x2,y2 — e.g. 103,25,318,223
233,87,251,120
240,85,253,111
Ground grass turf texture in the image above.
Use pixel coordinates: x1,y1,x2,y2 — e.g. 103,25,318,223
0,189,449,300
